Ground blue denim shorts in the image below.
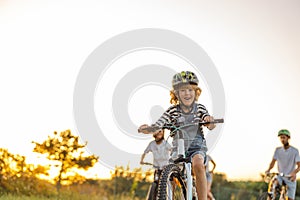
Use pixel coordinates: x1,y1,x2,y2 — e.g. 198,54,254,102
206,172,213,183
276,175,297,199
185,136,207,161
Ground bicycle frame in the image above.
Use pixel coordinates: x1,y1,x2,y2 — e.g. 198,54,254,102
175,131,194,199
262,173,290,200
157,119,223,200
173,119,223,199
270,175,288,200
141,162,162,200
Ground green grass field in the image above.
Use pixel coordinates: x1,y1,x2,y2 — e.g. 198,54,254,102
0,194,140,200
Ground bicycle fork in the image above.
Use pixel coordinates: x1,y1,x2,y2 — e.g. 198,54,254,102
268,181,288,200
177,132,197,199
279,185,288,200
185,162,197,200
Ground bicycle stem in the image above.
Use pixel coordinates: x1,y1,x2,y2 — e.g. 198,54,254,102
177,130,185,157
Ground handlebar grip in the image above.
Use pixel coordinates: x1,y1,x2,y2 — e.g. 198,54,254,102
199,118,224,125
139,126,161,132
213,118,224,123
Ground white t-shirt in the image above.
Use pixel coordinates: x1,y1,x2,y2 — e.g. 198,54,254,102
273,146,300,175
144,140,172,169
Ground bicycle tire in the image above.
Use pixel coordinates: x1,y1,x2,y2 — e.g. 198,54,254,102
147,182,157,200
157,164,187,200
258,192,271,200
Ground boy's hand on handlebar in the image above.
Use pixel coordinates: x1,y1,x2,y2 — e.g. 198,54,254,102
204,116,216,130
138,124,150,134
138,124,161,134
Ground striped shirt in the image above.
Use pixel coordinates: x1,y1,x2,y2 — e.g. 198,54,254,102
154,103,210,155
154,103,210,132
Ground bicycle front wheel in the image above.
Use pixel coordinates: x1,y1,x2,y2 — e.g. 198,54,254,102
258,192,271,200
279,185,288,200
147,182,157,200
157,164,187,200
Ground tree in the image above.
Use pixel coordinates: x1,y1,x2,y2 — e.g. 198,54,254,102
0,148,54,196
32,129,99,192
0,148,13,180
0,148,27,179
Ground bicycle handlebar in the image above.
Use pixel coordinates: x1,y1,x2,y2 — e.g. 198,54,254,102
140,162,161,169
141,162,153,166
265,172,292,178
139,118,224,133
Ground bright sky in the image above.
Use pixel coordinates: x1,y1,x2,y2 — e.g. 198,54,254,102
1,1,300,181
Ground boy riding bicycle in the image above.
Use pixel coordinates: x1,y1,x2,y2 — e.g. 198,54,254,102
139,71,217,200
140,129,172,200
140,129,172,169
265,129,300,200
